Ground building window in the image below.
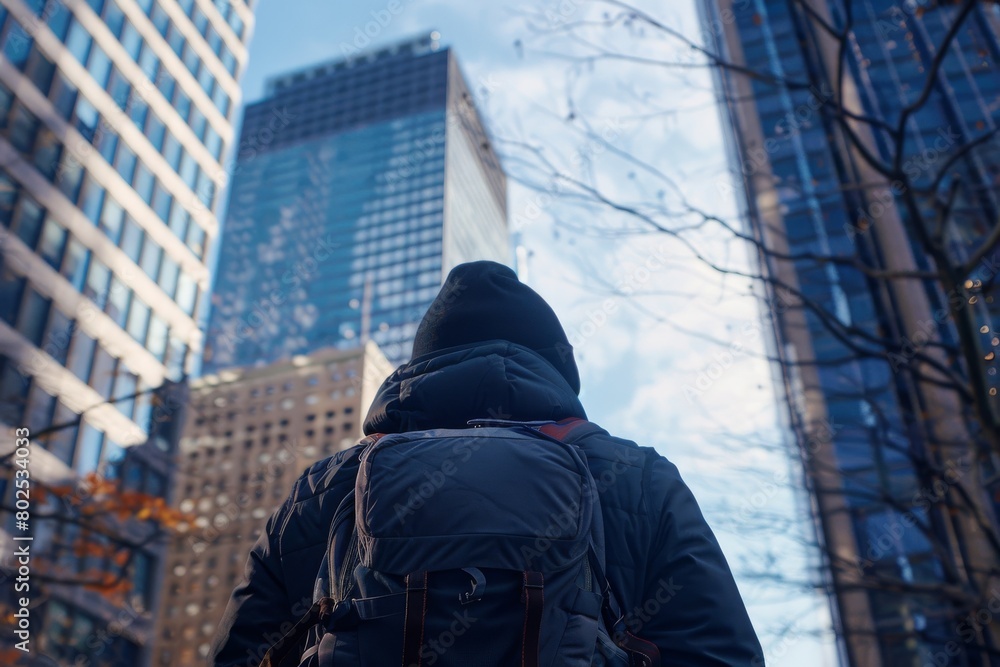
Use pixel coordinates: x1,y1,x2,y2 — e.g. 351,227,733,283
60,239,89,291
42,307,74,365
46,3,73,40
0,271,25,326
179,151,197,188
188,105,212,140
88,345,117,397
0,83,13,127
186,223,206,258
9,103,39,152
36,217,66,269
120,216,144,262
0,172,16,226
133,164,155,203
90,116,115,158
72,96,99,143
78,177,106,225
86,43,112,88
18,288,51,346
126,296,150,343
129,93,149,132
147,115,166,152
158,257,180,298
101,0,125,36
83,257,110,305
24,383,56,434
149,4,170,35
112,365,137,418
75,422,104,475
47,403,79,466
0,359,29,424
13,194,44,249
176,273,198,315
138,43,159,81
147,315,168,361
163,133,182,170
24,46,55,94
114,142,137,183
167,199,188,238
98,196,124,244
66,330,96,382
165,336,186,380
104,276,130,327
206,126,223,160
120,20,143,60
49,73,78,119
1,19,33,69
64,20,92,65
174,89,191,121
139,240,162,282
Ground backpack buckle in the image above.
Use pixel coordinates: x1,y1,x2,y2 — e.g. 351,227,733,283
521,570,545,603
459,567,486,604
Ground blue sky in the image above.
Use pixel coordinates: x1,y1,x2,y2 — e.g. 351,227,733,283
233,1,839,663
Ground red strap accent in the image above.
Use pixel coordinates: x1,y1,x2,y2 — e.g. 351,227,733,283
537,417,590,443
401,571,428,667
521,571,544,667
363,433,387,446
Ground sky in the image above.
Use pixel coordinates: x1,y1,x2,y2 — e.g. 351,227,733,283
231,0,840,663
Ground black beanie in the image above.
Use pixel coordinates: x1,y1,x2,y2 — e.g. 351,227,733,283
411,261,581,394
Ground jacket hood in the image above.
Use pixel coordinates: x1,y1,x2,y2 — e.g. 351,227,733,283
410,261,581,394
363,341,586,435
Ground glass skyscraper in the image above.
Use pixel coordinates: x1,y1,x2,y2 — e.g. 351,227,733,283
203,34,508,372
701,1,1000,665
0,0,254,663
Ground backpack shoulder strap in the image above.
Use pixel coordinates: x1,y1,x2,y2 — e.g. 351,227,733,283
360,432,387,446
538,419,662,667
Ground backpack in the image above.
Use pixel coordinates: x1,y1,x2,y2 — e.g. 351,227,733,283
259,418,661,667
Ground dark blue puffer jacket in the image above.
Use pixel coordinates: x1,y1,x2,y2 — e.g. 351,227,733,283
211,341,764,666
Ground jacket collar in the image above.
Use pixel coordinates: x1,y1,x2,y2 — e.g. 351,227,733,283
363,340,586,435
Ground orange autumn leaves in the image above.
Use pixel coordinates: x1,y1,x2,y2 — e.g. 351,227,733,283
15,472,193,605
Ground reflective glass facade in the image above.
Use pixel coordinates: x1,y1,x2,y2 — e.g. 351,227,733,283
0,0,253,664
204,36,508,371
701,1,1000,665
0,0,251,471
